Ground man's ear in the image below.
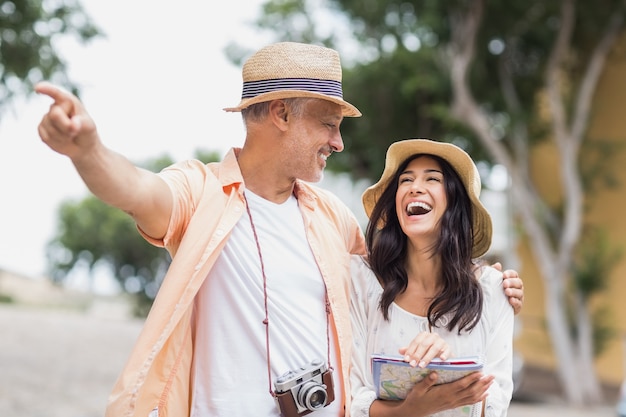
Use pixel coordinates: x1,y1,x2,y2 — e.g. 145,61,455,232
269,100,289,130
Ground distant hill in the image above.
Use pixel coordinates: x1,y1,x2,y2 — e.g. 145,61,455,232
0,268,131,319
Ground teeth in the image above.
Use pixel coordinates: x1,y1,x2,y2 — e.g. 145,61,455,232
407,201,432,215
320,153,328,161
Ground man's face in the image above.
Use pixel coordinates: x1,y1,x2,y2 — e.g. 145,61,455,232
282,99,344,183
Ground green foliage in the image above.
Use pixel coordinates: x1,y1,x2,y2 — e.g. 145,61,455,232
579,139,626,197
0,293,14,303
0,0,102,119
258,0,322,44
590,305,616,356
332,0,568,176
194,148,223,164
142,153,175,172
572,228,623,298
248,0,624,184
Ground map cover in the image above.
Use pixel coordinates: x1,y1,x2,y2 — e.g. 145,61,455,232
371,354,483,400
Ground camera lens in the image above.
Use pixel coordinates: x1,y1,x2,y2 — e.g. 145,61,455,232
298,381,328,410
308,389,327,408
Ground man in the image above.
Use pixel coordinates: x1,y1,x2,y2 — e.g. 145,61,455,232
36,42,523,417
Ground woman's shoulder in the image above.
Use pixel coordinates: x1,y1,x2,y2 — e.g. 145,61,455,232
475,264,513,318
475,264,505,297
477,264,504,282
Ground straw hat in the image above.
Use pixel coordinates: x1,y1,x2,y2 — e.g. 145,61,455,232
362,139,493,258
224,42,361,117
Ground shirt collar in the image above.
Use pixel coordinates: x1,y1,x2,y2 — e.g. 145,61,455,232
216,148,244,189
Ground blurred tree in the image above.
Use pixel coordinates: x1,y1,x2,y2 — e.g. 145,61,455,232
0,0,101,120
47,150,220,317
243,0,626,405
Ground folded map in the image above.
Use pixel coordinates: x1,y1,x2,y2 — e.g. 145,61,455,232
371,353,484,400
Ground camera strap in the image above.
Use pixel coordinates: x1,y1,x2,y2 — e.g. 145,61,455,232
244,193,333,398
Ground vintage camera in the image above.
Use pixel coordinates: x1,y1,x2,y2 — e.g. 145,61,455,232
274,359,335,417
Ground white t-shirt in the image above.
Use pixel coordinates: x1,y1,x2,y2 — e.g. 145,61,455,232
190,190,341,417
349,255,514,417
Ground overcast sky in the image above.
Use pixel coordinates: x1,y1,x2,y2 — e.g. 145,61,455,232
0,0,272,283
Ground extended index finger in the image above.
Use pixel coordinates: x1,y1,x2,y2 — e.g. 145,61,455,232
35,81,77,114
35,81,65,100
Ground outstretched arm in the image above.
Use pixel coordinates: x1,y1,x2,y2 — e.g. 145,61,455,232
35,82,172,240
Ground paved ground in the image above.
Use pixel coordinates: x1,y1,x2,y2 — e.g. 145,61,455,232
510,353,621,417
0,303,621,417
509,402,616,417
0,303,142,417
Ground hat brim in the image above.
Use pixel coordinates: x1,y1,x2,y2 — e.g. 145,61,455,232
223,90,362,117
362,139,492,258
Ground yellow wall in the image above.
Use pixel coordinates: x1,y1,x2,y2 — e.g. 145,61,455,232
514,32,626,386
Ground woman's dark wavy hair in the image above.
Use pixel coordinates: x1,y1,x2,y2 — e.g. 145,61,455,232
365,154,483,333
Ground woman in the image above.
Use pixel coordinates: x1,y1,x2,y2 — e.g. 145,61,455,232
350,139,513,417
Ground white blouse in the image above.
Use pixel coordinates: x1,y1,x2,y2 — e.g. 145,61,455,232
349,255,514,417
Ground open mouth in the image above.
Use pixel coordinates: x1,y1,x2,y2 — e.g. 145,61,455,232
406,201,432,216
